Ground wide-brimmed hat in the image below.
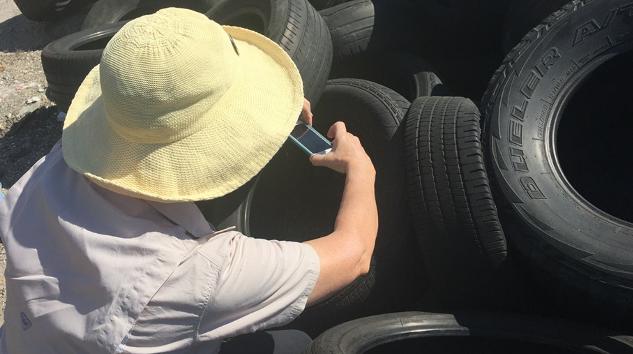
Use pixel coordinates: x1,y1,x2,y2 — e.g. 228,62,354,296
61,8,303,202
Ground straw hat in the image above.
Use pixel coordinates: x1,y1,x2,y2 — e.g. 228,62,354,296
61,8,304,202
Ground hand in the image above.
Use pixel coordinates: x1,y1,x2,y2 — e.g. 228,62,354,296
300,98,313,125
310,122,375,175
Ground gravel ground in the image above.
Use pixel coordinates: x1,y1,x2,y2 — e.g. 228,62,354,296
0,0,93,325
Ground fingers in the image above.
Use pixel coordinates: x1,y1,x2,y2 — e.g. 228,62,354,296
309,152,328,167
301,98,313,125
328,121,347,140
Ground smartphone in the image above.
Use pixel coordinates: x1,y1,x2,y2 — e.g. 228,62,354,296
289,122,332,155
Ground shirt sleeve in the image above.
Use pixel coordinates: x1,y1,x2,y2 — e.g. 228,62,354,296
196,231,320,341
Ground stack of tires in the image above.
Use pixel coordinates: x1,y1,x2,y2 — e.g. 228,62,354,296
41,0,332,110
37,0,633,348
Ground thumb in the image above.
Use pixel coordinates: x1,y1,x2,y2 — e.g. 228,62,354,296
309,153,328,167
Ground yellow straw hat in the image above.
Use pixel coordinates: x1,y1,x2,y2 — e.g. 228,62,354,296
61,8,304,202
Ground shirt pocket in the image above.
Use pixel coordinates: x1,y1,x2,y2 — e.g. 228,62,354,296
9,275,65,319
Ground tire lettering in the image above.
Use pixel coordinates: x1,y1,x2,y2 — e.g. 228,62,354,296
509,120,523,146
615,30,633,45
538,48,562,72
520,70,540,99
536,102,551,140
619,3,633,17
520,177,546,199
509,47,560,147
510,147,529,172
573,7,620,46
511,99,527,121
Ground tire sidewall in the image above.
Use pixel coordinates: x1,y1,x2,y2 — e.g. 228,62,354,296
308,312,633,353
486,0,633,283
42,24,124,110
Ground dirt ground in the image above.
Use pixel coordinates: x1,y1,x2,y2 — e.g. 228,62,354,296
0,0,94,325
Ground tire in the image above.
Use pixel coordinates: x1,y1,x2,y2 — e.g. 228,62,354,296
41,22,124,112
502,0,569,53
404,97,507,306
306,312,633,353
81,0,219,29
320,0,416,61
13,0,89,21
330,51,447,101
247,79,422,335
207,0,332,104
482,0,633,323
308,0,350,10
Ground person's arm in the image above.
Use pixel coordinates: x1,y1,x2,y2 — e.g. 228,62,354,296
305,121,378,305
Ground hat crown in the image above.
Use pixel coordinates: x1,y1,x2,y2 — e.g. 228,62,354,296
100,8,240,144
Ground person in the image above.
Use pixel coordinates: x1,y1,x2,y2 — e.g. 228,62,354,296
0,8,378,354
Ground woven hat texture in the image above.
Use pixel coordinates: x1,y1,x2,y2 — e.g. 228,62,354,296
62,8,304,202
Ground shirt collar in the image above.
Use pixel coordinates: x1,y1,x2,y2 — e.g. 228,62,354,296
146,200,214,238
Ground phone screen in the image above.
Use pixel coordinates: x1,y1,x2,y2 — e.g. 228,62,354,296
290,123,332,155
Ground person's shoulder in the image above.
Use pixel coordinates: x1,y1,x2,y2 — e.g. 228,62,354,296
2,142,64,203
0,142,72,240
196,230,272,263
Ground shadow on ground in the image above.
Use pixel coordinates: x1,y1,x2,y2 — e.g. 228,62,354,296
0,105,62,188
0,5,89,52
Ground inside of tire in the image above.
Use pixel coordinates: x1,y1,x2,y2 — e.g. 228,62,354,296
249,141,343,241
211,6,269,35
556,49,633,224
73,36,115,51
365,335,587,354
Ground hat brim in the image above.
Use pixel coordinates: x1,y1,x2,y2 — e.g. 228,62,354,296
61,26,304,202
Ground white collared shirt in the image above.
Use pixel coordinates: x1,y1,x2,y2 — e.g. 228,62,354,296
0,143,319,354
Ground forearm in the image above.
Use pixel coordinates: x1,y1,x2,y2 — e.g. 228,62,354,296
305,165,378,305
333,166,378,273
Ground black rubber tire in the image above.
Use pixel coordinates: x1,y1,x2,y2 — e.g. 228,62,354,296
247,79,422,336
80,0,219,29
41,22,124,112
330,51,447,101
308,0,350,10
501,0,569,53
404,96,507,306
207,0,332,104
306,312,633,353
481,0,633,325
320,0,417,61
12,0,89,21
